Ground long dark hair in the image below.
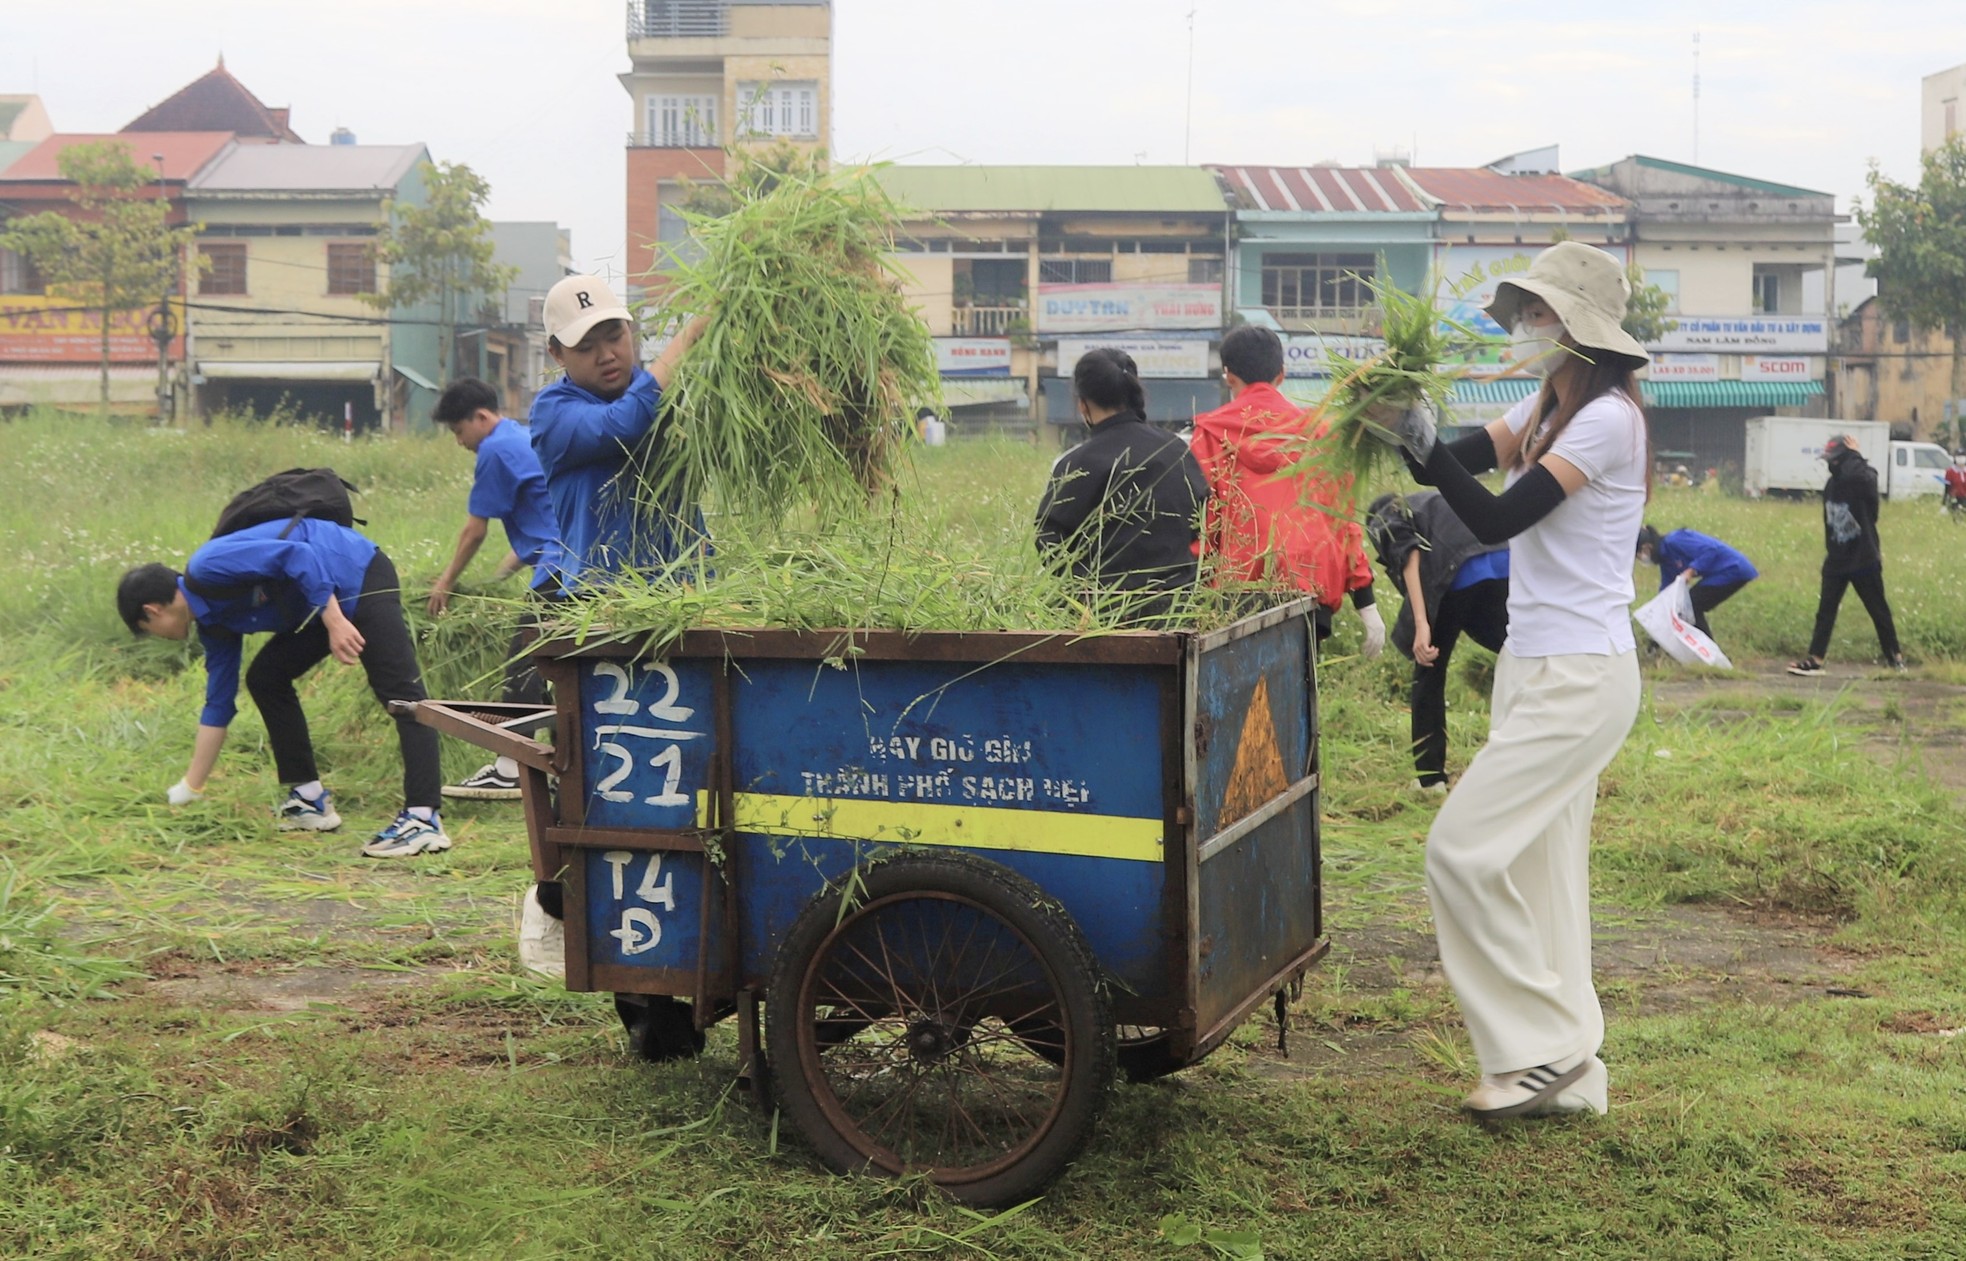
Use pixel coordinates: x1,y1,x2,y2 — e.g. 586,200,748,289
1518,349,1651,496
1072,348,1146,416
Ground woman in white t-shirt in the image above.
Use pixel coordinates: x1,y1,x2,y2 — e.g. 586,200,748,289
1365,242,1650,1121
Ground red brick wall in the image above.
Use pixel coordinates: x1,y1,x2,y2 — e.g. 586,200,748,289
624,147,726,296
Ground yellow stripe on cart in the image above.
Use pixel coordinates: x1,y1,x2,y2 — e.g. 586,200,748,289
698,791,1165,864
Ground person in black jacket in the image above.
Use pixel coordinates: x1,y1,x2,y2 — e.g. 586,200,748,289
1367,491,1510,792
1788,435,1905,675
1036,349,1209,622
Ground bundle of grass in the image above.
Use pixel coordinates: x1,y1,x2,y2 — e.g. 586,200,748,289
1304,268,1486,490
642,160,940,524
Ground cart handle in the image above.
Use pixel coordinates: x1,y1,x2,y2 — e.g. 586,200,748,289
389,700,557,774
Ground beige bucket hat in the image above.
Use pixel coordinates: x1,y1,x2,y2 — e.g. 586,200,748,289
1484,241,1650,366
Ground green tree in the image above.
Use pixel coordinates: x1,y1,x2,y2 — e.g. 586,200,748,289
363,160,516,383
0,140,201,414
1859,136,1966,443
1622,262,1678,347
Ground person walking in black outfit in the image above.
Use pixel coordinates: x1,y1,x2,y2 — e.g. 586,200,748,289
1789,434,1906,675
1036,348,1210,622
1366,491,1510,792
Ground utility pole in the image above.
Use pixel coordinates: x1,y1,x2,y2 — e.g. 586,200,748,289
1692,31,1702,164
148,154,176,426
1183,6,1197,165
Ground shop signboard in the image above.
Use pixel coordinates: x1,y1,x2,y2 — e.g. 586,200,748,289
1647,353,1721,382
1739,355,1817,382
0,295,186,362
1283,333,1384,378
1652,317,1830,354
1054,337,1211,379
933,337,1013,377
1034,283,1222,334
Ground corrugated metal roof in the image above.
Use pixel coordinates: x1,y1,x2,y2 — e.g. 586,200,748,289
875,165,1229,214
0,132,236,182
188,144,427,193
1209,165,1428,214
1400,168,1628,214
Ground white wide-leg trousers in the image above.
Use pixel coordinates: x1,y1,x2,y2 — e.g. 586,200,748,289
1424,647,1641,1074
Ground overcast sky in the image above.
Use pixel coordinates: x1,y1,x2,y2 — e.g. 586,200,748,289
7,1,1963,283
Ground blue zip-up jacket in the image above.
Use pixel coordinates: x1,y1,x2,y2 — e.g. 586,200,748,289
181,518,378,726
1655,528,1758,590
528,367,697,591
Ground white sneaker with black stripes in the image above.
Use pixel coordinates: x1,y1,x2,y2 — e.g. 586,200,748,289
1462,1054,1606,1119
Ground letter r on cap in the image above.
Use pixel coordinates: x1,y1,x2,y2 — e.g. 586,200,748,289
577,291,594,309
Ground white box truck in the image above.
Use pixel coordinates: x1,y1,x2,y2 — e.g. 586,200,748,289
1741,417,1950,499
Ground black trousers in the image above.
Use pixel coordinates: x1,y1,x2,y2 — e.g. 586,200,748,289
1687,579,1748,637
244,551,442,808
1806,567,1901,662
1411,578,1509,785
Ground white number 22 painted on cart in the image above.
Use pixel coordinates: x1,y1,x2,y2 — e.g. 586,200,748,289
589,662,704,809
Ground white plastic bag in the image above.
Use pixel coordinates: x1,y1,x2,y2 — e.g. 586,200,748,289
1633,573,1733,669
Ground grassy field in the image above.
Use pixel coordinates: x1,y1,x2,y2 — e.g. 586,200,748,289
3,413,1966,1259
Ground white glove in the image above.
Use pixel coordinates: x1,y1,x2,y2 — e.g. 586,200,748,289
1359,604,1387,659
1360,400,1439,462
167,779,202,806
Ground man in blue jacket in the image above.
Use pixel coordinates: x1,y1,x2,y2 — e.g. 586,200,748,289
429,375,566,800
1636,524,1758,638
528,274,704,592
518,274,704,979
116,521,447,858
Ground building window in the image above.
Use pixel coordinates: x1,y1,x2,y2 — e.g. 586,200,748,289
957,258,1025,306
1753,270,1780,314
736,81,819,139
647,94,717,147
1188,257,1224,284
0,247,44,295
1038,258,1113,284
1894,319,1911,345
200,243,248,296
1260,252,1374,314
1642,268,1680,314
326,243,374,296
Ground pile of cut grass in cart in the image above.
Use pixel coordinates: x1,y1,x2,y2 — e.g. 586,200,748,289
641,161,941,525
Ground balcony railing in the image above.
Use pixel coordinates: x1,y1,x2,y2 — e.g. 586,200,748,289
626,131,720,149
1268,304,1377,332
952,305,1025,337
627,0,727,39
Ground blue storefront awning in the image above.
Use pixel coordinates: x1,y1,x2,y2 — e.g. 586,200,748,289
1642,380,1824,408
1450,378,1541,405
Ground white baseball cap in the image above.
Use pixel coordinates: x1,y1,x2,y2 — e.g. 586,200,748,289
544,274,633,348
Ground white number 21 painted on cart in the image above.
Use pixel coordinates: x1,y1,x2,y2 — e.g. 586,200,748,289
589,662,704,808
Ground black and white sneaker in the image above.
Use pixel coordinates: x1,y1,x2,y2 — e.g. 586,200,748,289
1462,1057,1594,1119
442,762,521,801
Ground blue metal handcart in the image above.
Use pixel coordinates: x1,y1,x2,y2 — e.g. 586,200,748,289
402,597,1326,1206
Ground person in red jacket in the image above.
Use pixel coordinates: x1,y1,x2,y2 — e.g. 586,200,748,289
1190,324,1384,651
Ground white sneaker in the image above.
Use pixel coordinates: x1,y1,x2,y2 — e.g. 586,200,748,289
518,884,565,982
1462,1053,1598,1119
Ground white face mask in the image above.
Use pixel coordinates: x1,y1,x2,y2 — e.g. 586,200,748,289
1509,319,1566,377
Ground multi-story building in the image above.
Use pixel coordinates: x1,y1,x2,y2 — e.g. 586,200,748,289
876,165,1231,439
0,131,227,413
1831,297,1958,442
486,220,575,414
1572,154,1840,470
1923,61,1966,154
620,0,831,294
184,143,441,430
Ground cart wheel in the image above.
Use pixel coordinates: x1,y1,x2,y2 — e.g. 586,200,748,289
615,994,705,1062
766,853,1114,1207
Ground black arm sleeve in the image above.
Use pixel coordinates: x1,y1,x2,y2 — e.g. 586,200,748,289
1349,584,1377,610
1418,441,1568,545
1402,426,1499,486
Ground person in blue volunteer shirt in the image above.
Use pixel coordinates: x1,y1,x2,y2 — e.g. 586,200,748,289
428,376,566,800
527,273,707,592
116,521,448,859
517,274,706,987
1636,525,1758,638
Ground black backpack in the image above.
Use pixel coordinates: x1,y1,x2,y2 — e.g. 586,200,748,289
210,467,364,538
185,469,365,603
